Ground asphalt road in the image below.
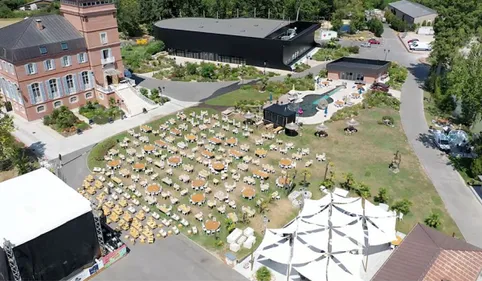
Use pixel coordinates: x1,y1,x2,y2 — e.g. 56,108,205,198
93,235,247,281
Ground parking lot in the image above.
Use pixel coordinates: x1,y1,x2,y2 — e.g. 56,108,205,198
399,32,434,53
93,235,247,281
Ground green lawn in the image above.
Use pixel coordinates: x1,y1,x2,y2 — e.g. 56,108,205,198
87,105,461,258
205,88,269,106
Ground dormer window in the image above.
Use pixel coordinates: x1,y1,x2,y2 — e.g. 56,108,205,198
39,46,47,54
61,42,68,50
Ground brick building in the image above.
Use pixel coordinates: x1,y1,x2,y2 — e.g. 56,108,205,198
0,0,125,121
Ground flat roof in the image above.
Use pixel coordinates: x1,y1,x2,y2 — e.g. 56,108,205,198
388,0,437,18
264,104,296,117
154,17,290,38
326,57,390,72
0,168,92,247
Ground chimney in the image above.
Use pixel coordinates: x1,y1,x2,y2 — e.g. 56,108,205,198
35,19,43,30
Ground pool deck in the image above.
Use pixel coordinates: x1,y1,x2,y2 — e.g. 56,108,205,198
294,80,368,124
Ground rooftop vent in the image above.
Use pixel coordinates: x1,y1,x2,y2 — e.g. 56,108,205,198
199,25,204,28
35,19,43,30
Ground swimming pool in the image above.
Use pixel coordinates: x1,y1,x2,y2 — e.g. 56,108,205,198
294,86,343,117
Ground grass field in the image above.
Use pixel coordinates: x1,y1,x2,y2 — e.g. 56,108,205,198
205,88,269,107
0,18,22,28
87,105,461,258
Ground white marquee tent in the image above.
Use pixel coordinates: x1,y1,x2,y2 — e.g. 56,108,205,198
256,191,397,281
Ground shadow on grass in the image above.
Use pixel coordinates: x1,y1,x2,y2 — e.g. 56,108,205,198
447,156,473,182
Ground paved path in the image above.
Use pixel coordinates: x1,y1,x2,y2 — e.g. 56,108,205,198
363,27,482,247
12,98,198,159
93,235,247,281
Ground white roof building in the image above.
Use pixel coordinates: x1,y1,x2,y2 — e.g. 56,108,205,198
254,192,397,281
0,168,92,247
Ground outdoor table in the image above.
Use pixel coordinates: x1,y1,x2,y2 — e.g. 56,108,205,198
170,128,181,136
155,140,167,148
276,176,292,187
112,177,122,185
322,81,330,85
227,212,238,223
229,149,243,159
242,187,256,199
202,150,215,158
191,193,205,204
146,184,161,195
226,137,238,146
185,134,197,142
205,220,221,231
212,162,225,171
279,158,292,168
352,93,361,99
391,235,403,246
143,144,155,153
253,170,269,179
167,155,182,166
192,179,206,189
209,137,222,145
86,175,94,182
335,100,344,107
255,148,268,158
141,125,152,132
107,159,121,169
119,169,130,177
133,162,146,171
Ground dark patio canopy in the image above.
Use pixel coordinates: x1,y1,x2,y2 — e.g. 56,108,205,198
263,104,296,127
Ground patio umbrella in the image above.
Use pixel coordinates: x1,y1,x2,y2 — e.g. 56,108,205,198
244,111,255,129
316,123,328,131
286,122,299,131
346,118,359,127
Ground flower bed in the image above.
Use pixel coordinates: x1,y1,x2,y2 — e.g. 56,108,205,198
79,101,124,125
43,106,90,136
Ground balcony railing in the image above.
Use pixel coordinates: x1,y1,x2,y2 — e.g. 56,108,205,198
95,84,115,94
101,56,115,65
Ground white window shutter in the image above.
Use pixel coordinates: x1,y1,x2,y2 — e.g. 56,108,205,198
51,59,56,70
32,63,37,74
24,64,29,75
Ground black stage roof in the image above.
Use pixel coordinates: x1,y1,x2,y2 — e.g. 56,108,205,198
326,57,390,74
264,104,295,117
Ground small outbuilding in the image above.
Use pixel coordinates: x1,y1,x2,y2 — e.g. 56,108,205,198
326,57,390,83
388,0,437,25
263,104,296,127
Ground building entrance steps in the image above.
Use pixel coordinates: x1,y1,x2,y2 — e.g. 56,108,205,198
114,83,158,117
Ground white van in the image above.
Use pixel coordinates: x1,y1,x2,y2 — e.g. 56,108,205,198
409,41,432,51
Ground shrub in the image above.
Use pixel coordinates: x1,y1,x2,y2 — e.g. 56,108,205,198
390,199,412,215
43,115,51,126
145,40,165,56
256,266,271,281
93,138,117,161
330,104,362,121
381,115,395,126
470,157,482,177
374,188,389,203
363,91,401,110
140,88,149,97
318,69,328,78
424,212,442,228
421,20,427,27
346,46,360,54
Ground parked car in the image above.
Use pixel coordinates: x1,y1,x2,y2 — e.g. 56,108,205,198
407,38,419,44
410,42,432,51
360,42,371,48
371,82,390,92
368,38,380,45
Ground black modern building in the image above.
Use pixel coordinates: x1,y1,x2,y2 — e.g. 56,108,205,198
153,18,320,70
263,104,296,127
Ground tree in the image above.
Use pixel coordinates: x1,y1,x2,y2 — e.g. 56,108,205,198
341,172,356,191
367,19,384,37
471,157,482,178
117,0,142,37
354,182,371,199
390,199,412,215
256,266,272,281
374,188,389,203
13,148,35,175
424,212,442,229
200,63,216,79
185,62,198,75
257,199,270,214
260,76,269,91
225,218,236,233
445,45,482,126
300,169,311,187
0,101,16,170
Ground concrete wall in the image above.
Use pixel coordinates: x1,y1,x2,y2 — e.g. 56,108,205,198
413,14,437,25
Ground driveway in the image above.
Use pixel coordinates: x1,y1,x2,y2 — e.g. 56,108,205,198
93,235,247,281
369,27,482,247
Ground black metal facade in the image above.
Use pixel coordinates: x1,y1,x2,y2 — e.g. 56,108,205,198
153,21,320,70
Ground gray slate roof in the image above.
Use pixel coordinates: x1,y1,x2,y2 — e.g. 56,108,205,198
326,57,390,73
0,14,87,63
154,18,289,38
388,0,437,18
